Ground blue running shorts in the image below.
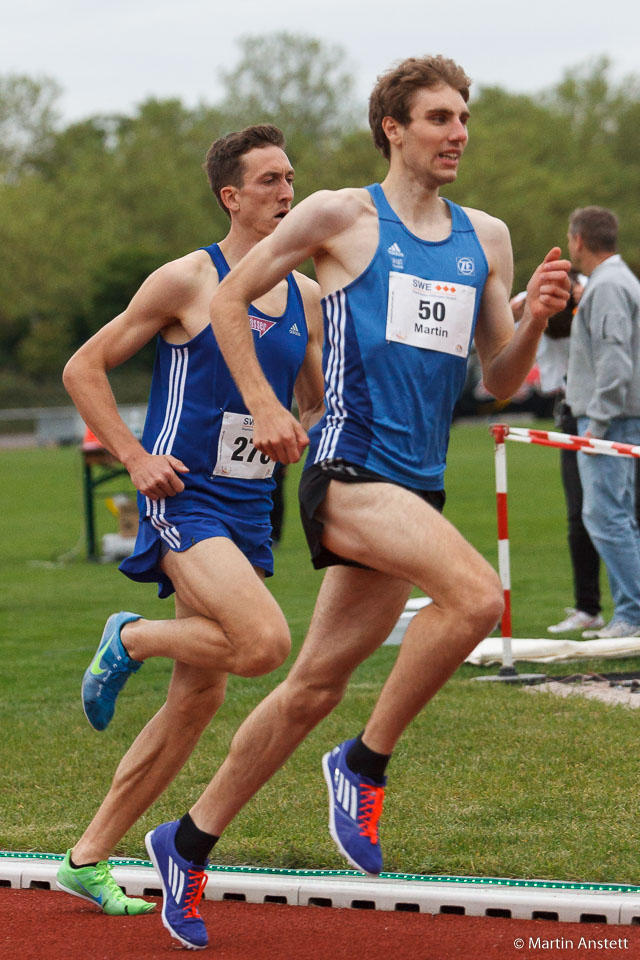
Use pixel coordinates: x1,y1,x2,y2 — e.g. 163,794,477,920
119,504,274,599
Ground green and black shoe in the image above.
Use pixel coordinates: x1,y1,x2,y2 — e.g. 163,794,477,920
56,849,155,916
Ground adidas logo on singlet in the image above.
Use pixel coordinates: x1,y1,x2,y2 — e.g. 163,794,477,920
289,322,301,336
387,242,405,270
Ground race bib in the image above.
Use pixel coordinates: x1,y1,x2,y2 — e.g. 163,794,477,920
386,271,475,358
212,412,275,479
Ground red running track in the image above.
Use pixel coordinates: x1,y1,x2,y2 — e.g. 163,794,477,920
2,889,638,960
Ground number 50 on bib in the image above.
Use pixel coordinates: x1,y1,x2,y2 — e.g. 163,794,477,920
386,271,476,359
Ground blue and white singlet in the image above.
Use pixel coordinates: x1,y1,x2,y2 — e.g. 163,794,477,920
306,183,489,490
119,243,308,595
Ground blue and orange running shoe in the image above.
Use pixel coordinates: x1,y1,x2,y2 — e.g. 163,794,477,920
322,738,386,876
82,611,142,731
145,820,209,951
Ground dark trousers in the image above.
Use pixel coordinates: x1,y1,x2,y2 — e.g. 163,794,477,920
560,444,602,615
558,405,601,615
270,467,286,545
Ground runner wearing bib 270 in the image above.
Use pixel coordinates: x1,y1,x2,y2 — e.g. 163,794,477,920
120,242,308,598
58,125,323,946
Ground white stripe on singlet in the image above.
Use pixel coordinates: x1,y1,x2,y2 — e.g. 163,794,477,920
145,346,189,519
316,291,347,462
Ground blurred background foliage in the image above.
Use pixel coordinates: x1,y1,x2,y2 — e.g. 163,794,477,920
1,34,638,406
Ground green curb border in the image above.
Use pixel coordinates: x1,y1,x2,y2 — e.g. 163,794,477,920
3,851,639,894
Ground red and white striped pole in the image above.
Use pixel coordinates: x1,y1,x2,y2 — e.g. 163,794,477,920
487,423,640,675
489,424,516,676
504,426,640,458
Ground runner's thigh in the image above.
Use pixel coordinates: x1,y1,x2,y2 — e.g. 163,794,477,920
161,536,286,637
289,565,412,683
319,480,497,603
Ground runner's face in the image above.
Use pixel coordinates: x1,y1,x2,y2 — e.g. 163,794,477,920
398,84,469,185
234,146,295,237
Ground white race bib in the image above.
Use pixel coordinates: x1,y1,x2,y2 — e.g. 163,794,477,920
212,412,275,479
386,271,475,358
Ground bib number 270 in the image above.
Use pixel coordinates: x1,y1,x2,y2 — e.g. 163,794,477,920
212,411,275,479
231,435,271,466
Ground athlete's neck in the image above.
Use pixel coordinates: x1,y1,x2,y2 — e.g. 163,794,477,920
379,172,451,242
217,227,263,269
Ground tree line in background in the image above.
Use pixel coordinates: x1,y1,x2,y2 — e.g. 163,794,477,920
1,34,639,407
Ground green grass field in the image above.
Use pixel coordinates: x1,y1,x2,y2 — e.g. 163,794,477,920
2,421,639,884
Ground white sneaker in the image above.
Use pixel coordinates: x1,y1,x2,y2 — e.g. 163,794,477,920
583,620,640,640
547,608,605,634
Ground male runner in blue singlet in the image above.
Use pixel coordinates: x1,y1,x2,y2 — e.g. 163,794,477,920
56,125,323,931
145,58,571,950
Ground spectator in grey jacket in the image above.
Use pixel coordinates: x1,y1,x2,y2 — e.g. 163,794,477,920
566,206,640,639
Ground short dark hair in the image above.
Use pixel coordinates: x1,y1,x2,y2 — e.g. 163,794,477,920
369,56,471,159
568,206,618,253
204,124,286,218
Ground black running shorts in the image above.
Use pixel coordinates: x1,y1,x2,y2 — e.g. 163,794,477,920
298,458,445,570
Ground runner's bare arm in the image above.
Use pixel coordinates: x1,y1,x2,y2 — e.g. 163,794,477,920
293,274,325,432
210,191,355,464
472,214,570,400
63,259,201,498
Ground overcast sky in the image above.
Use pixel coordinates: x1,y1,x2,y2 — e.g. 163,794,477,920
3,0,638,124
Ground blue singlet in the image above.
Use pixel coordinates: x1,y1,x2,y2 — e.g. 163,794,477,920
119,243,308,596
306,183,489,491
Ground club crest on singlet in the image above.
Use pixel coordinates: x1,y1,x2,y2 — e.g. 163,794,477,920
249,316,277,338
456,256,475,276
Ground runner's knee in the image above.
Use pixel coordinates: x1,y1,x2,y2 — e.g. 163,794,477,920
234,622,291,677
458,568,504,634
283,674,346,725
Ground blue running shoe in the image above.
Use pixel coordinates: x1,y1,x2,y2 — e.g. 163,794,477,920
145,821,209,950
82,612,142,731
322,738,386,876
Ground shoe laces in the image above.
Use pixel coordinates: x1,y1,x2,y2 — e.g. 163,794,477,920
101,657,135,698
357,784,385,843
94,860,127,902
183,868,208,919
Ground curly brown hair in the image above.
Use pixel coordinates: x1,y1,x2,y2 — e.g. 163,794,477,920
369,56,471,159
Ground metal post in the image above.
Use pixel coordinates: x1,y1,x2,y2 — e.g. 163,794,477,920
82,457,98,561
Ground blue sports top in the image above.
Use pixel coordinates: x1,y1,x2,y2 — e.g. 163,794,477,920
307,183,489,490
138,243,308,521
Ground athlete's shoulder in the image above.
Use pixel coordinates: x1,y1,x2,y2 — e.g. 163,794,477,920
459,206,510,245
135,249,218,317
158,249,217,289
144,249,213,298
294,187,374,235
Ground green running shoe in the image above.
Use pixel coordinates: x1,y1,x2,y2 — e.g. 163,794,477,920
56,849,156,916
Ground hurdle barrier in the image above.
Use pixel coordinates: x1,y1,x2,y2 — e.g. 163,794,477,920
489,424,640,675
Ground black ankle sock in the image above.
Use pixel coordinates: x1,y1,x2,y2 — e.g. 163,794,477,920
70,855,99,869
346,732,391,783
174,812,219,865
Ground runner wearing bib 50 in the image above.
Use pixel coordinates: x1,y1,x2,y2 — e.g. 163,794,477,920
145,57,570,951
